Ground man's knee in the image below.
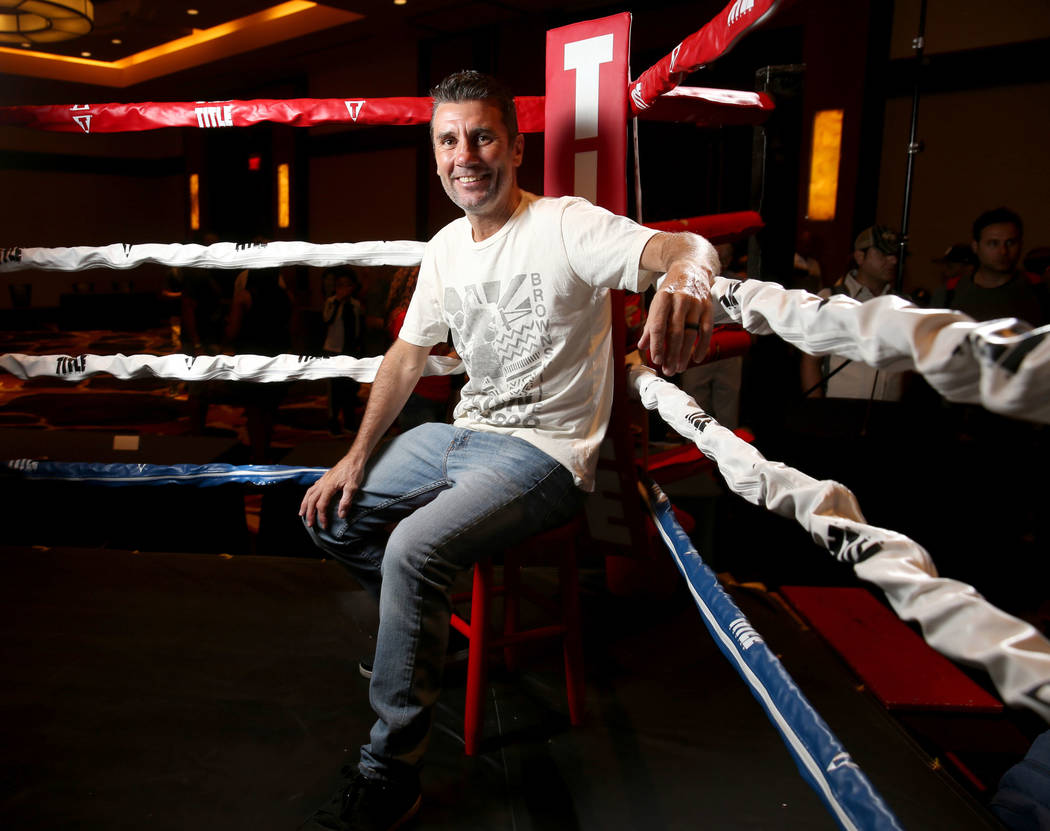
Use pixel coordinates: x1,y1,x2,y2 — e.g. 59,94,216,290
381,526,461,592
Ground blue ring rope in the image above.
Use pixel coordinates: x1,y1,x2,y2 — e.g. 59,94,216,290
643,477,903,831
3,459,325,487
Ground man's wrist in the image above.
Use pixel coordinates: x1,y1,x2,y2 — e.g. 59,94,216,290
660,264,712,298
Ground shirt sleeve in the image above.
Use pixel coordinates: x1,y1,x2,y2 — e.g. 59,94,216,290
558,198,661,292
397,242,449,348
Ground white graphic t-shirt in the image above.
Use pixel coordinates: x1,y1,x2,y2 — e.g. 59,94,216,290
398,192,659,490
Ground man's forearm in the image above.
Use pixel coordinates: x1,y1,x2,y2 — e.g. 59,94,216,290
641,231,720,283
299,336,432,528
344,337,430,465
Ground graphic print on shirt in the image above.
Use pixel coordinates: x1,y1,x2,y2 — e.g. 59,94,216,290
445,272,552,427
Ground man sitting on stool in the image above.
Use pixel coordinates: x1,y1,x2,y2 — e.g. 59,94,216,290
298,70,720,831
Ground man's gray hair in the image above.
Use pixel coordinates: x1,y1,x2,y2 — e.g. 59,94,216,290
430,70,519,138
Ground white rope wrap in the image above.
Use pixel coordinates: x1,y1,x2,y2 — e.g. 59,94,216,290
630,362,1050,724
0,353,464,382
0,240,426,272
715,276,1050,423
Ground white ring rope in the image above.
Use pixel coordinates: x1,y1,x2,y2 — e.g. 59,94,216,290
0,240,425,272
629,361,1050,724
0,352,464,383
714,276,1050,424
3,262,1047,427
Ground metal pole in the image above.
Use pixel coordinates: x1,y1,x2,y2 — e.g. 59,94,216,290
896,0,928,294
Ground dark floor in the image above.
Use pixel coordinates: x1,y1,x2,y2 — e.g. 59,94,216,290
0,545,1008,831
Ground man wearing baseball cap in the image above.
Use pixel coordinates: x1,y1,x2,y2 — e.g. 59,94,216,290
800,225,905,400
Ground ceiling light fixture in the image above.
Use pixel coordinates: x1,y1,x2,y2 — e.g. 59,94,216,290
186,8,199,14
0,2,362,87
394,0,407,5
0,0,94,44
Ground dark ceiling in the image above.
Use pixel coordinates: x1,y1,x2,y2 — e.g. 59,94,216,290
22,0,612,61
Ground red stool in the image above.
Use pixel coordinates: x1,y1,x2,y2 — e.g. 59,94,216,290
449,516,587,755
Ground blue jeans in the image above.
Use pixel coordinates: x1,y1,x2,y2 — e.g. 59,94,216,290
304,423,583,782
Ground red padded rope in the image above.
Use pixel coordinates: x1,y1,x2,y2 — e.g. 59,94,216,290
0,85,773,135
628,0,787,117
0,95,546,134
644,211,764,243
638,86,773,126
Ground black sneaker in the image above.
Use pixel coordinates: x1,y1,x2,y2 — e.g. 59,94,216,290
302,768,420,831
358,657,373,679
343,770,421,831
300,764,354,831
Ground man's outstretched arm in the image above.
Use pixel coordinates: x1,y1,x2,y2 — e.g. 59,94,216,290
638,231,720,376
299,337,432,529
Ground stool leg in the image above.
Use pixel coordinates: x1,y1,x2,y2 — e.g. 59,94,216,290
503,549,521,671
464,560,492,756
560,544,585,725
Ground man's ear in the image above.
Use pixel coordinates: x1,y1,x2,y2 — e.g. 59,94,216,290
513,133,524,168
853,249,865,268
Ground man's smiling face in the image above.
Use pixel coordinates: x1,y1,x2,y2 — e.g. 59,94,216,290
432,99,523,228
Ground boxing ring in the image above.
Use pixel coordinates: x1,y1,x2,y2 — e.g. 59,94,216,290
2,2,1049,829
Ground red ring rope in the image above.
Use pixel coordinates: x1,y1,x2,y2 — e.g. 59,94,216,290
0,87,773,135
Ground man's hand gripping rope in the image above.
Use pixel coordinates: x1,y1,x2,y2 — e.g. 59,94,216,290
639,232,718,375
